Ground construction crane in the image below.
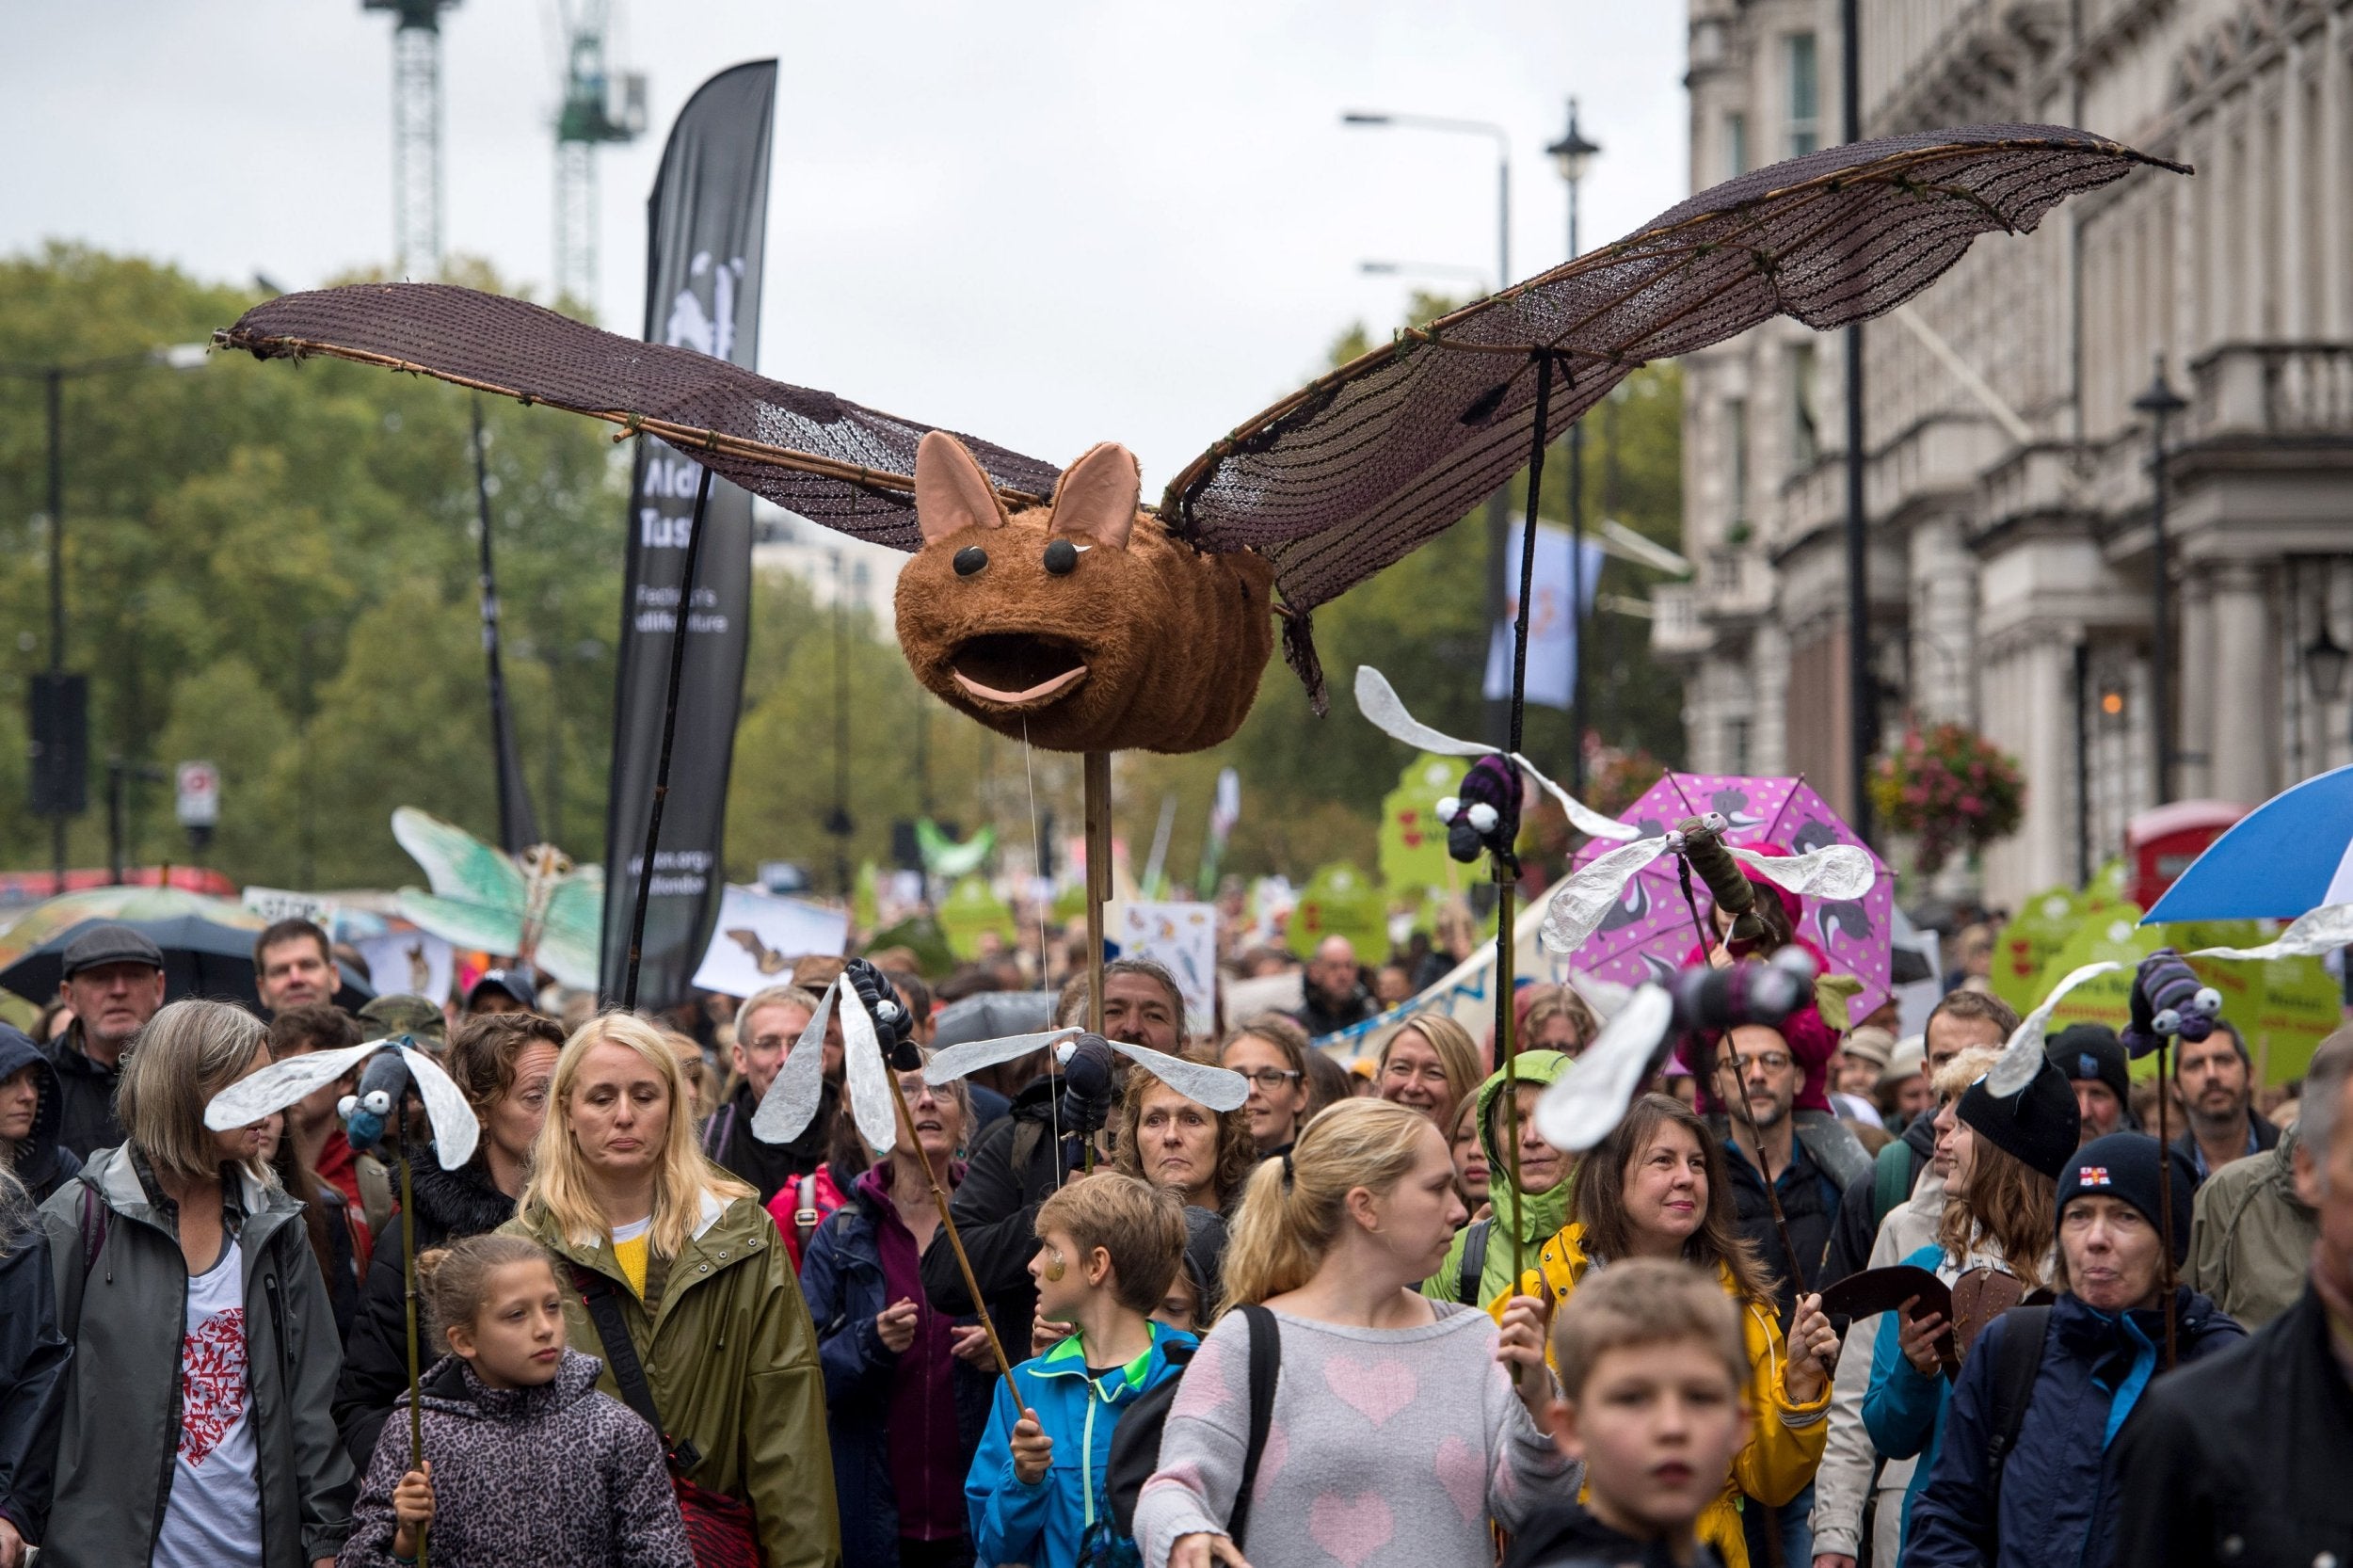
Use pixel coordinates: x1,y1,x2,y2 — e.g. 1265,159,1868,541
552,0,647,315
364,0,459,276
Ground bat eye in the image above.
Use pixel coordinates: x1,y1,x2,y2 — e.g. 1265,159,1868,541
953,545,988,577
1043,537,1080,575
1435,795,1461,824
1466,803,1500,833
1701,811,1729,833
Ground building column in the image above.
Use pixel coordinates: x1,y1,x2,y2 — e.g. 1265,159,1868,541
1908,515,1977,724
2177,568,2217,800
2285,37,2311,338
2328,11,2350,340
2209,561,2275,805
1753,619,1789,776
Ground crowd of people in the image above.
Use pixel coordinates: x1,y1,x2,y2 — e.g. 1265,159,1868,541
0,902,2347,1568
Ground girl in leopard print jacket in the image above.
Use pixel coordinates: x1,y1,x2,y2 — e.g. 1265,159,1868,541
338,1237,689,1568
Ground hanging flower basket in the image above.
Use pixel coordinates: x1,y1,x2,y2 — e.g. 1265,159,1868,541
1868,723,2025,874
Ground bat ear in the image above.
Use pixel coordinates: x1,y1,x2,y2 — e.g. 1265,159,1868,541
1048,441,1139,551
914,430,1010,543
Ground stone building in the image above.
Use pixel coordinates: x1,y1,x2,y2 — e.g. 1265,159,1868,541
1659,0,2353,908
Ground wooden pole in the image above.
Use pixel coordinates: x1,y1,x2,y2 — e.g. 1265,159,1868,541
881,1060,1019,1398
400,1145,428,1568
1083,751,1112,1033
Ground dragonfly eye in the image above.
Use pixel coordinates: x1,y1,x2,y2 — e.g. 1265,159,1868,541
1465,803,1500,833
1701,811,1729,833
1435,795,1461,824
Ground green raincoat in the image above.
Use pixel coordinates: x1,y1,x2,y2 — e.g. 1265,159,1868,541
506,1187,840,1568
1423,1048,1577,1308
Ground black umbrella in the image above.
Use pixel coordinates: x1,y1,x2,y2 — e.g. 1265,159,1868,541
1,915,375,1013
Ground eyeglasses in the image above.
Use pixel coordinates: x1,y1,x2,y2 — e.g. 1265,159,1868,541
1239,1068,1304,1090
1732,1051,1793,1073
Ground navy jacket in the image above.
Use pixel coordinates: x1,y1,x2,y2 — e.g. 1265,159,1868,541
0,1221,70,1544
1904,1288,2242,1568
0,1028,81,1206
801,1174,993,1568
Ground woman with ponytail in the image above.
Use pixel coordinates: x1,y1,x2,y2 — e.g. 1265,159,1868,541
1133,1099,1572,1568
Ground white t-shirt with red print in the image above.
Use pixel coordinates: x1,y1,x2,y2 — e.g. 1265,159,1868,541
152,1238,264,1568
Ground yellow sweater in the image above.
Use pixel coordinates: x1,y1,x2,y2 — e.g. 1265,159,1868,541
1492,1223,1832,1568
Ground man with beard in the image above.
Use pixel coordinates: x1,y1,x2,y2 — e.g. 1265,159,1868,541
2172,1019,2279,1186
920,957,1186,1351
702,983,840,1205
1710,1022,1866,1325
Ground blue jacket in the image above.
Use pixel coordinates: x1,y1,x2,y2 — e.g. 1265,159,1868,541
1903,1288,2242,1568
1860,1242,1956,1553
965,1320,1193,1568
800,1173,994,1568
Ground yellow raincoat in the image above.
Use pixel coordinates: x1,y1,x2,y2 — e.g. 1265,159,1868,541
1492,1222,1830,1568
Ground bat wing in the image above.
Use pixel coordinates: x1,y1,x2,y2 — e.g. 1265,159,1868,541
1106,1042,1250,1112
1532,984,1675,1152
205,1040,385,1129
401,1046,481,1170
215,284,1063,551
1166,129,2183,707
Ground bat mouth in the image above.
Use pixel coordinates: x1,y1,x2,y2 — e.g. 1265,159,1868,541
947,632,1090,706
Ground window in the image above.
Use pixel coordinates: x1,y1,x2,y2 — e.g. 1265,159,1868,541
1726,397,1750,521
1787,343,1819,467
1728,716,1753,776
1787,33,1820,158
1725,111,1749,179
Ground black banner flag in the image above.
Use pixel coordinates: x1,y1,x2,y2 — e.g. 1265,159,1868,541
599,60,777,1007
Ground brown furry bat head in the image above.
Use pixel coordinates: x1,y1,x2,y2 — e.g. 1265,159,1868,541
893,432,1274,755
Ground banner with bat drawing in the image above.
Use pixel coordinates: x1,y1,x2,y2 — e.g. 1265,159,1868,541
690,884,850,999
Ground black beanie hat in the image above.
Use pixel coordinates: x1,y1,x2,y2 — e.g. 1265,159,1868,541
2048,1023,2131,1112
1959,1055,2082,1179
2057,1132,2189,1263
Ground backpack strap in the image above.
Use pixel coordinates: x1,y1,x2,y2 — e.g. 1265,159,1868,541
1230,1303,1283,1550
1456,1216,1495,1305
702,1102,734,1162
1981,1304,2051,1534
1870,1139,1913,1228
568,1260,702,1473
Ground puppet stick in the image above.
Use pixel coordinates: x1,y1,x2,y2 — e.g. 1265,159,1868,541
1083,751,1112,1034
400,1143,429,1568
1494,349,1557,1302
882,1059,1019,1399
2155,1035,2178,1369
619,462,716,1012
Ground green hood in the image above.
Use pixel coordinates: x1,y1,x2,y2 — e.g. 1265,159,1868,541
1425,1048,1577,1306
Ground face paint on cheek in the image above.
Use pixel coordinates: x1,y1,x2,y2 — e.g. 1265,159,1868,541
1040,1247,1067,1283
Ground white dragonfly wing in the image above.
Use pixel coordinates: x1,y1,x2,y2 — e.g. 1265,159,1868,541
837,981,900,1157
1108,1042,1250,1112
401,1046,481,1170
922,1028,1082,1085
1353,666,1487,758
1539,836,1675,954
2188,901,2353,961
1532,985,1675,1152
1729,843,1877,902
1509,754,1642,842
752,978,838,1144
205,1040,383,1130
1985,960,2126,1096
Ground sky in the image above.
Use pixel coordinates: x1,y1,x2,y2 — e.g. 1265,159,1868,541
5,2,1689,492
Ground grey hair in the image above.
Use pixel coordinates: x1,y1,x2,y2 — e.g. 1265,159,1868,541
2299,1026,2353,1192
1055,957,1186,1032
117,999,270,1188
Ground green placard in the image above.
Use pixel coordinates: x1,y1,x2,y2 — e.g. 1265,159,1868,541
1287,862,1388,963
937,874,1017,961
1993,886,2087,1015
1379,753,1465,897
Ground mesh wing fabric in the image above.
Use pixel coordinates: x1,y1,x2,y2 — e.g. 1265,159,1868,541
215,281,1063,547
1163,126,2183,631
216,126,2179,705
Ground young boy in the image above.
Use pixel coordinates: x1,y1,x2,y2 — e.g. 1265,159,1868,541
967,1172,1193,1568
1505,1257,1754,1568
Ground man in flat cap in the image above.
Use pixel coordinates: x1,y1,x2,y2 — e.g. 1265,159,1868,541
42,921,168,1159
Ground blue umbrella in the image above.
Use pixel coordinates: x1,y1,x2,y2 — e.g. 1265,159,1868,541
2142,764,2353,922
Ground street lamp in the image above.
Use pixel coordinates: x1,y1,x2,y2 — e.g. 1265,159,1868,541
1545,98,1601,791
2133,356,2188,807
1,344,211,888
1343,107,1516,744
2307,618,2349,706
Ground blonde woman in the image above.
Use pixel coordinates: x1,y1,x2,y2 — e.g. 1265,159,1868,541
1135,1099,1571,1568
504,1012,837,1568
40,999,353,1568
1373,1012,1483,1128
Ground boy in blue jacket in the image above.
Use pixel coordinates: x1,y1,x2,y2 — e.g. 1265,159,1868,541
967,1173,1193,1568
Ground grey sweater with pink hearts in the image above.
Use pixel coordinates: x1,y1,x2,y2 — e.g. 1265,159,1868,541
1135,1301,1577,1568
